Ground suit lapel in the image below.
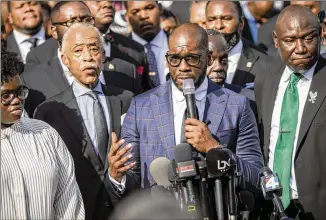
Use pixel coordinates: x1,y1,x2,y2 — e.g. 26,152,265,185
295,58,326,159
150,82,176,160
263,59,285,160
232,40,258,87
60,88,103,170
7,34,22,61
46,57,69,92
204,81,228,132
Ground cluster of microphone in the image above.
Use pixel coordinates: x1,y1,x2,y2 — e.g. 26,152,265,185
149,79,293,220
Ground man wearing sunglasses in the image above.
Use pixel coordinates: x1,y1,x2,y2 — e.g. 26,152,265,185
120,23,263,190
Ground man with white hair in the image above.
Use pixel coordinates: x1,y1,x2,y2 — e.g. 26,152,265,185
34,22,138,220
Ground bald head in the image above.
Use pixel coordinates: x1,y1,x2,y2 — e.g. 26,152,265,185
273,5,320,74
290,1,320,15
247,1,273,23
275,5,319,34
169,23,208,51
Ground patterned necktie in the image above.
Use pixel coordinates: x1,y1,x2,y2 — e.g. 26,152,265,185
24,38,38,50
144,43,160,87
103,34,113,43
273,72,302,208
87,91,108,164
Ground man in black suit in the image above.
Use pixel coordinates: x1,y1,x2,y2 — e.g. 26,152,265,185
206,29,257,116
34,22,139,220
255,5,326,219
125,1,170,89
22,1,141,117
6,1,46,63
206,1,268,89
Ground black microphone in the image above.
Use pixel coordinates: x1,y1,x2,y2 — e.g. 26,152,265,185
260,167,293,220
238,191,255,220
197,160,210,220
183,78,198,119
174,143,198,219
206,148,237,220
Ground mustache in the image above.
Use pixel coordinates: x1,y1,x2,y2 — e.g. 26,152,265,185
80,63,98,71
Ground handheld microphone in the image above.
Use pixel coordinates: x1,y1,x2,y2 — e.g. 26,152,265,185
260,167,293,220
150,157,172,188
174,143,198,219
206,148,237,220
238,191,255,220
183,78,198,119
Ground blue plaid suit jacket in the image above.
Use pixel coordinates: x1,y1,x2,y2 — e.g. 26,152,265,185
121,79,263,188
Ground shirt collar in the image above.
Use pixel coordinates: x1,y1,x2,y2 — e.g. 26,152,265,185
72,80,104,98
13,27,45,45
172,77,208,102
228,39,243,61
242,4,256,22
131,29,165,48
283,62,317,82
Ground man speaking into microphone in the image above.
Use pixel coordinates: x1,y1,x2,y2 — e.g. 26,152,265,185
120,23,263,189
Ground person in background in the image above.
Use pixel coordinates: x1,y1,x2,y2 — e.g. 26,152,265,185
242,1,274,45
40,1,52,38
120,23,263,189
206,29,256,105
255,5,326,219
34,23,138,220
1,42,84,220
1,1,13,37
125,1,169,88
318,10,326,56
6,1,46,63
206,1,268,89
189,1,207,29
47,1,58,9
160,8,179,34
290,1,320,15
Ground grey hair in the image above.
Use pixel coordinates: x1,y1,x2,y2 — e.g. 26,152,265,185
61,22,105,54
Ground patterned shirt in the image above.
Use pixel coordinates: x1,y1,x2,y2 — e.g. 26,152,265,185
0,118,85,219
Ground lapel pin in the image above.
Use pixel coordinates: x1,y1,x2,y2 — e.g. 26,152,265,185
149,72,156,76
308,91,317,104
246,62,253,68
108,63,115,70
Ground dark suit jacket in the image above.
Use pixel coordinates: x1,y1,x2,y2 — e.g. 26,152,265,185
255,56,326,220
257,15,278,56
25,32,150,90
34,84,138,220
21,56,140,117
231,38,269,88
242,16,255,44
6,33,23,62
224,82,257,118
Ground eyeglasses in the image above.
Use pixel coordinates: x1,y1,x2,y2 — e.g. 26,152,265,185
165,53,202,67
318,11,326,24
1,86,29,105
52,16,95,27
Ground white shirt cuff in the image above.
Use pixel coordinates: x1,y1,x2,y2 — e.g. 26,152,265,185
108,174,126,194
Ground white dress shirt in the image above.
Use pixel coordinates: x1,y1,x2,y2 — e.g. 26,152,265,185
1,118,84,219
57,49,106,85
226,40,243,84
268,63,316,199
13,28,46,63
172,77,208,145
131,29,169,84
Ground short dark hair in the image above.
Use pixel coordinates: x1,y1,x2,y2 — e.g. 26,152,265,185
50,1,89,22
124,1,159,11
40,1,51,17
161,9,178,22
1,45,24,84
206,1,243,20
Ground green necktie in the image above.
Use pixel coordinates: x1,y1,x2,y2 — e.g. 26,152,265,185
273,72,302,208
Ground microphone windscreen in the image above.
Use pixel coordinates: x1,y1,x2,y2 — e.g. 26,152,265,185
206,148,231,178
150,157,172,188
183,78,195,95
174,143,193,163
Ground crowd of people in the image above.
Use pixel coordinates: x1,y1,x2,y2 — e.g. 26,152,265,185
1,1,326,220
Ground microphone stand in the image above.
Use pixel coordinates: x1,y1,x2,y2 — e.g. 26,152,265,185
227,166,238,220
